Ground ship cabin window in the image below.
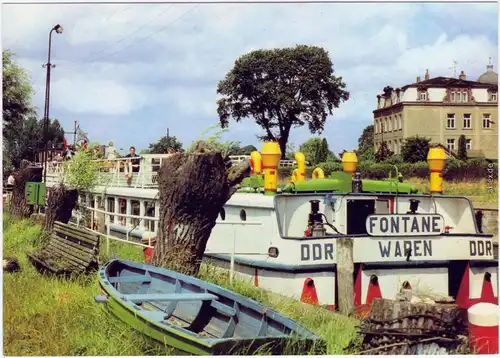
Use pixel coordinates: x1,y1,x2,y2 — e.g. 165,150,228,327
346,199,375,235
144,200,155,232
118,198,127,225
220,208,226,221
88,193,94,207
239,209,247,221
107,197,115,223
95,195,102,209
131,200,140,227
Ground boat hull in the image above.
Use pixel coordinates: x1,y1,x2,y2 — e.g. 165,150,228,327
96,260,325,355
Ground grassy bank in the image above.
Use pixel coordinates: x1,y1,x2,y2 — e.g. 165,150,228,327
2,214,358,356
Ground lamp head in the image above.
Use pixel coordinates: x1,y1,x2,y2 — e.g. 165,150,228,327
53,24,63,34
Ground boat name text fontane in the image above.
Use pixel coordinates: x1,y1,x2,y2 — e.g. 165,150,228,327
366,214,444,236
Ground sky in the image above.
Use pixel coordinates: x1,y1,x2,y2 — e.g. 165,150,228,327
2,1,498,156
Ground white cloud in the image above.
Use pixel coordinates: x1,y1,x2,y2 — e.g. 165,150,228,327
2,2,497,153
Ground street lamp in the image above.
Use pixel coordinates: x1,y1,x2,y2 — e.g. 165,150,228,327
42,24,63,183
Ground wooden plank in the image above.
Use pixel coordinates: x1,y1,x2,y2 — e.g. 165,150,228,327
51,234,96,256
210,300,237,317
45,244,91,268
49,238,94,261
337,237,354,316
123,293,218,303
54,223,99,244
54,221,99,241
109,276,153,284
53,227,99,248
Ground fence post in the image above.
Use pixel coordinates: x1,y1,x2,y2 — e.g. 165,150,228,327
230,224,236,285
337,237,354,315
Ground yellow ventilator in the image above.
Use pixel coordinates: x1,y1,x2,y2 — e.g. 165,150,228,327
294,152,306,182
261,142,281,196
342,152,358,176
312,167,325,179
250,151,262,175
427,147,446,194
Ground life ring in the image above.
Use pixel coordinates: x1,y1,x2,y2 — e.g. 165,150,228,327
312,167,325,179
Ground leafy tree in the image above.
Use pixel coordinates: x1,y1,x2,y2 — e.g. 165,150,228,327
298,137,334,165
147,135,184,154
236,145,258,155
401,136,431,163
375,141,393,162
357,124,374,161
2,50,34,138
216,45,349,158
457,134,467,160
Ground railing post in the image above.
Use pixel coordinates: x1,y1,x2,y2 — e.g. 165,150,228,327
106,212,110,256
230,224,236,285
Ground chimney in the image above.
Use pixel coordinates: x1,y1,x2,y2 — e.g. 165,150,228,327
424,69,430,80
416,76,421,83
459,71,466,80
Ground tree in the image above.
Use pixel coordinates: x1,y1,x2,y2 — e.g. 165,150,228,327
216,45,349,158
147,135,184,154
357,125,374,161
236,145,258,155
2,50,34,139
375,141,393,162
457,135,467,160
151,139,250,275
298,137,334,165
401,136,431,163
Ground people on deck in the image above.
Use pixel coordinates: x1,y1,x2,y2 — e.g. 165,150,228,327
125,146,140,173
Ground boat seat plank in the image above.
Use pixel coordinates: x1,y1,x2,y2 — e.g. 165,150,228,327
109,275,153,284
210,300,237,317
123,293,218,303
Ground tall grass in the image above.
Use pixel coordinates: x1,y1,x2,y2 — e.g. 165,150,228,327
3,214,358,355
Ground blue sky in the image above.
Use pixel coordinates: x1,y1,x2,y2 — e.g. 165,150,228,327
2,2,498,155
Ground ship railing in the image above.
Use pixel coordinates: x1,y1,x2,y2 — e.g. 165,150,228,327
79,205,264,283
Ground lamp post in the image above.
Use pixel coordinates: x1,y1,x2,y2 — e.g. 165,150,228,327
42,24,63,183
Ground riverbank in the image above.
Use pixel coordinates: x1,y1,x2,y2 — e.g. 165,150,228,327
2,213,358,356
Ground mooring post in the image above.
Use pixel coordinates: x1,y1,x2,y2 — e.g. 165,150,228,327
337,237,354,315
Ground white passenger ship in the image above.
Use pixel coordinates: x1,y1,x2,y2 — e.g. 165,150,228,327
43,144,498,312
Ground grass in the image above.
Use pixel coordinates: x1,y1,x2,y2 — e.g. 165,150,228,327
3,213,358,356
405,178,498,207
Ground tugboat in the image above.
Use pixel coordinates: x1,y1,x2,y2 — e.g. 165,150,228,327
44,143,498,312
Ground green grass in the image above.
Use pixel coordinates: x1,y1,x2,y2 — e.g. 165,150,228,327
405,178,498,207
3,214,358,356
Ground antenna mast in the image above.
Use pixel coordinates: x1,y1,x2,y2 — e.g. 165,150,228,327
449,60,457,77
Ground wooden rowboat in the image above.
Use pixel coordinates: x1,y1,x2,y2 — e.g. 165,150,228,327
95,259,326,355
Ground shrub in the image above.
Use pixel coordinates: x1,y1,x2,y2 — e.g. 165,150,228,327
401,136,431,163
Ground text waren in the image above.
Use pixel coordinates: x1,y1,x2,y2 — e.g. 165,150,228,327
378,240,433,258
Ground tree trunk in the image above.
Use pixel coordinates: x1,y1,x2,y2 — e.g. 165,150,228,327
44,184,79,231
9,160,42,218
151,142,250,276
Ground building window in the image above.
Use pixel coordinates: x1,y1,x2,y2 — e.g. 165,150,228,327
447,114,456,129
398,115,402,130
131,200,140,227
107,197,115,223
462,92,468,102
466,139,472,151
483,114,492,128
450,90,469,103
418,91,428,101
463,114,471,129
144,200,155,232
447,139,456,151
384,118,388,132
490,92,498,102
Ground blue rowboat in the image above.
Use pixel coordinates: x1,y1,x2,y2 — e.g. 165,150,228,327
95,259,326,355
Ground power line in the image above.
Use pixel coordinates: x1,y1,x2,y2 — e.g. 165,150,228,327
65,4,174,66
62,4,199,67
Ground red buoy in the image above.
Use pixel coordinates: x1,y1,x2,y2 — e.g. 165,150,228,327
468,302,499,354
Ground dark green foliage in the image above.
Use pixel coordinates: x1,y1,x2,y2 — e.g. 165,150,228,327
299,138,335,165
217,45,349,158
237,145,258,155
357,125,374,161
401,136,431,163
374,141,393,162
146,135,184,154
457,135,467,160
